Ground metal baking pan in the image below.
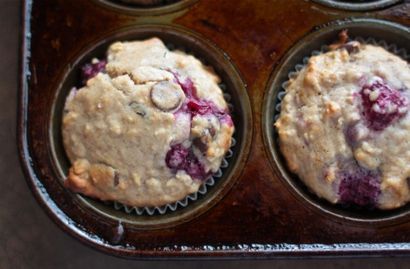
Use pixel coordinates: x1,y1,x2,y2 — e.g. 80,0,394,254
19,0,410,258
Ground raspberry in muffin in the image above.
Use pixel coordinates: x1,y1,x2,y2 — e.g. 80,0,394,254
275,31,410,209
62,37,234,207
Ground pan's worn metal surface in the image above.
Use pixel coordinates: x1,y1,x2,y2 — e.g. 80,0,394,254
19,0,410,258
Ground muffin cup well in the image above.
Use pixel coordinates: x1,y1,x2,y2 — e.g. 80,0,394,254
262,18,410,224
50,24,252,228
312,0,401,11
93,0,198,15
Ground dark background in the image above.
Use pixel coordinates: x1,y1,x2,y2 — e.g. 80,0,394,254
1,0,409,267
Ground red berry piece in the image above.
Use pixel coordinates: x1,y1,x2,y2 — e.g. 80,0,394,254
338,165,381,208
360,76,408,131
81,59,107,85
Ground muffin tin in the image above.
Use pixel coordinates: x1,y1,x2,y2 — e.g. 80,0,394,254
19,0,410,258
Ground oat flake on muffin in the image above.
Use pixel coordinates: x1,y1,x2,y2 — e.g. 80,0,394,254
62,37,234,207
275,32,410,209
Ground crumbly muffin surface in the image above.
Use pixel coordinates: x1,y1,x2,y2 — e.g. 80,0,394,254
276,43,410,209
63,38,234,207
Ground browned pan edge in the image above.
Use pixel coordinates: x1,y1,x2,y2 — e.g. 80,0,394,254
18,0,410,258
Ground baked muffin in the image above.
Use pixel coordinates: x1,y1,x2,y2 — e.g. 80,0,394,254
62,37,234,207
275,32,410,209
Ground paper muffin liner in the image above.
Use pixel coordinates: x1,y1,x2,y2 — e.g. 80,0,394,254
274,36,409,121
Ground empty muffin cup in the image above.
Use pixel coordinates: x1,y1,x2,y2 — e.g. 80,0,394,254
263,18,410,224
50,24,252,228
